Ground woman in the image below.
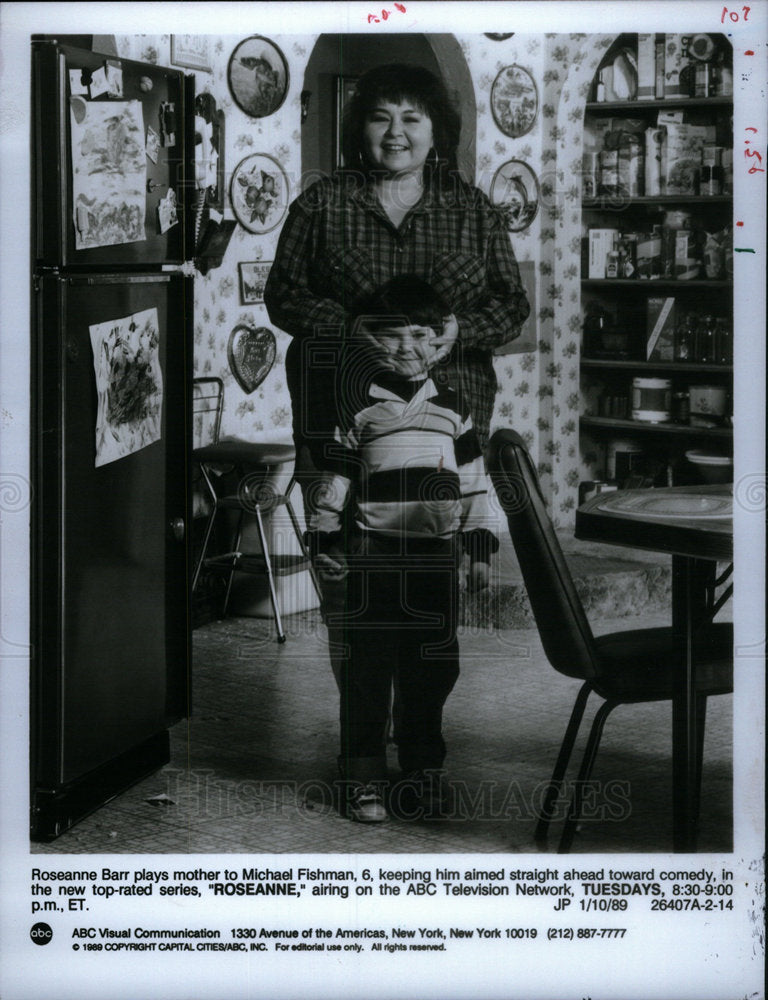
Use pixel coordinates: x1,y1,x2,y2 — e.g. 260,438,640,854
264,62,530,466
264,62,529,812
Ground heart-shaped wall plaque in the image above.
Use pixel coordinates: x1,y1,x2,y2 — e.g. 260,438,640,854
227,324,276,394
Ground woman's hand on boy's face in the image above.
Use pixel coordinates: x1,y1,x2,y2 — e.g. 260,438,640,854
430,313,459,364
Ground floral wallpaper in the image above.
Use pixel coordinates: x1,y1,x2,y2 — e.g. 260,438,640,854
114,32,616,526
189,36,318,444
543,33,614,523
460,34,544,473
116,33,315,446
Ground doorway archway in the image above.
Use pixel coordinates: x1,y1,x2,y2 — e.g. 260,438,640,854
301,33,476,182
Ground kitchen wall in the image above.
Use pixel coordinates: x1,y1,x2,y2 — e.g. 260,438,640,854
115,32,614,526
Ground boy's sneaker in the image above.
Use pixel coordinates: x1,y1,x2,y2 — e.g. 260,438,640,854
346,783,388,823
397,769,449,818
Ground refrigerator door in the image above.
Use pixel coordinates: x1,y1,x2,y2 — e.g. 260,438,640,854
33,40,193,269
32,272,191,839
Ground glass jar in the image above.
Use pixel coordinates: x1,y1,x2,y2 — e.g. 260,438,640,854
672,390,690,424
583,302,607,356
675,314,695,361
617,233,638,278
599,150,620,196
695,314,716,363
596,69,607,102
618,134,644,198
662,210,693,279
715,318,733,363
694,61,710,98
632,377,672,423
582,152,599,200
703,231,725,279
701,146,724,196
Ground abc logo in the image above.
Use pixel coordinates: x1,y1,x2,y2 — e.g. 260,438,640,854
30,922,53,945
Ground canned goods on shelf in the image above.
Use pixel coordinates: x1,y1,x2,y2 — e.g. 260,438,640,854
631,377,672,423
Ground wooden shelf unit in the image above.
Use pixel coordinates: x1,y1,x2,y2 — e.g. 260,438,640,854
579,34,734,487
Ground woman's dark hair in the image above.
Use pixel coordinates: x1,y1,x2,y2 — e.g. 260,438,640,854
340,63,462,185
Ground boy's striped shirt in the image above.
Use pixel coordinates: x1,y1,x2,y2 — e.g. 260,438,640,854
310,374,498,554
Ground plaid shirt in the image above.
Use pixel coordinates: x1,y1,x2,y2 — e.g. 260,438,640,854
264,175,530,447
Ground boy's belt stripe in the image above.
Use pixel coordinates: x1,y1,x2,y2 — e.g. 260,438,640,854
360,467,461,502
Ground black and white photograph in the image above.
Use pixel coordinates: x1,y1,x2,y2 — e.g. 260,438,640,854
0,3,765,999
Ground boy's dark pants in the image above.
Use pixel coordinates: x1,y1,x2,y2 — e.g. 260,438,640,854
334,534,461,781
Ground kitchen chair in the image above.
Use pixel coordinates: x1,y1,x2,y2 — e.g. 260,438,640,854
191,377,322,642
487,429,732,853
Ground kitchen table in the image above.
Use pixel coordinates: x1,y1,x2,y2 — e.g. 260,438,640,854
575,484,733,852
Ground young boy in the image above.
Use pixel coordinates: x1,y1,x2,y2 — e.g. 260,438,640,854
308,276,499,822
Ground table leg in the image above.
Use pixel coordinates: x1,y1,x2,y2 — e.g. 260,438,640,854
671,556,716,852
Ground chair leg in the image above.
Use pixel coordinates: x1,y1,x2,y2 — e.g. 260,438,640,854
535,682,592,842
558,699,617,854
251,503,286,644
221,508,245,618
284,494,324,605
694,694,707,827
192,464,219,592
192,504,217,592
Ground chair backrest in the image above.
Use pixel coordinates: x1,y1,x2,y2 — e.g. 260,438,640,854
192,377,224,450
488,429,599,681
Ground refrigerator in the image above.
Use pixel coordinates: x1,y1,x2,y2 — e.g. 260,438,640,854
31,39,194,840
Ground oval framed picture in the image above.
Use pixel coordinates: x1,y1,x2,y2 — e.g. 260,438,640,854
490,159,540,232
230,153,289,235
490,64,539,138
227,35,289,118
227,324,276,394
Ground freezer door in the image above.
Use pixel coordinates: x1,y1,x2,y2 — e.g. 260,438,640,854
32,40,193,268
32,273,190,802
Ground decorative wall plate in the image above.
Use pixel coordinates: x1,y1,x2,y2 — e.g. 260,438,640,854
490,159,540,232
227,36,289,118
490,64,539,138
230,153,289,235
227,324,276,394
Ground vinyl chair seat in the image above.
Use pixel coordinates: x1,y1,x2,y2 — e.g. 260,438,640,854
592,622,733,703
193,439,295,467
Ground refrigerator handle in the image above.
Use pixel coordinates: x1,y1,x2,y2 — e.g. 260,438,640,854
65,274,173,286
